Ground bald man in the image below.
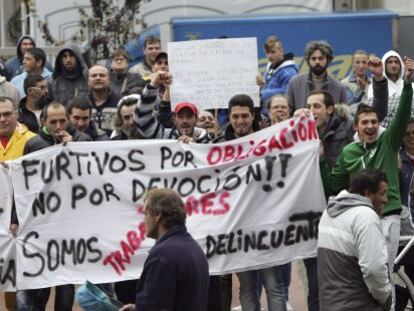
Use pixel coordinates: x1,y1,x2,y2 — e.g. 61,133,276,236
88,64,120,135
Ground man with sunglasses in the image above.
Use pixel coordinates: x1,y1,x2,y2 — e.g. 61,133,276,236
18,74,50,133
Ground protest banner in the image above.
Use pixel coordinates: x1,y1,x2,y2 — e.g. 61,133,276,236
5,116,325,290
168,38,261,109
0,166,17,291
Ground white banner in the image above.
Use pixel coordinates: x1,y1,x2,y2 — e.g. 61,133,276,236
2,116,325,290
168,38,261,109
0,166,16,291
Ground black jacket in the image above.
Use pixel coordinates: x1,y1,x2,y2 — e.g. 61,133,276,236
18,97,41,133
84,121,109,141
24,125,91,154
109,70,146,97
135,226,209,311
214,119,260,143
321,112,354,169
48,45,89,105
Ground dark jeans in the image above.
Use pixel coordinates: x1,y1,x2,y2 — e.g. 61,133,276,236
304,257,319,311
280,263,291,301
114,279,139,304
16,284,74,311
395,265,414,311
220,274,232,311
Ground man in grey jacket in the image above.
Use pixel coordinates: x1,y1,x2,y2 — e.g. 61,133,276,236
286,40,348,113
318,168,392,311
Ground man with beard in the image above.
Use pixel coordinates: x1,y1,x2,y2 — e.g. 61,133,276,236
48,45,89,105
67,96,109,141
119,188,209,311
111,95,141,140
18,74,49,133
286,40,348,112
88,64,120,136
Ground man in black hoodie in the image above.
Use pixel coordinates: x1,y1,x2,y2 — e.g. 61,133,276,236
48,45,89,105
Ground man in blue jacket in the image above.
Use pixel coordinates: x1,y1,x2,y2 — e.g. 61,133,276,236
120,188,209,311
257,35,298,106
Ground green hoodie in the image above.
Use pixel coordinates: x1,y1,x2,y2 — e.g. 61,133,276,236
321,83,413,216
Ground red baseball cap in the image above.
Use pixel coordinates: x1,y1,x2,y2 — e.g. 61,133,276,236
174,102,198,115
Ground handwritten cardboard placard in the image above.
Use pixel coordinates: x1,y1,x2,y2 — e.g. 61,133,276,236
168,38,260,109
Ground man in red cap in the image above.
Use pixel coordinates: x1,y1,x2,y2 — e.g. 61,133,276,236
134,71,211,143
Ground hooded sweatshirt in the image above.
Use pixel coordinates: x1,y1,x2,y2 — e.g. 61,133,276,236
367,50,414,127
318,190,391,311
48,45,89,104
367,50,404,99
321,82,413,216
4,35,53,81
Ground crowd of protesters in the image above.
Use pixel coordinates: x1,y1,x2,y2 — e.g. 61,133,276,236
1,32,414,311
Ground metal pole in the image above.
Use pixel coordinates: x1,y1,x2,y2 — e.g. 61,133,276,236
0,0,5,46
21,2,26,35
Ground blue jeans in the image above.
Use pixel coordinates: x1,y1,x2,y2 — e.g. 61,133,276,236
304,257,319,311
237,266,287,311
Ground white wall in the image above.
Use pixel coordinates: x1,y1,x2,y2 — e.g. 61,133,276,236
384,0,414,16
31,0,332,47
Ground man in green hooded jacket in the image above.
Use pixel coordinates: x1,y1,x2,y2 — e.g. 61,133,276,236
320,56,414,307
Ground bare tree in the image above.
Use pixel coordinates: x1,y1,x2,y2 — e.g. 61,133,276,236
35,0,149,63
